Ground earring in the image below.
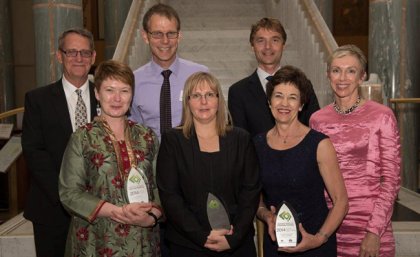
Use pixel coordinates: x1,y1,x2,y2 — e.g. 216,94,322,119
299,104,304,111
96,103,101,116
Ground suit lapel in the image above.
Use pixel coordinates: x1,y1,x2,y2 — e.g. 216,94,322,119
248,71,273,121
88,81,98,120
50,80,73,136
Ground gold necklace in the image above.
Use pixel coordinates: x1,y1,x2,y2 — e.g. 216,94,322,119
280,135,288,144
99,116,137,179
272,127,298,144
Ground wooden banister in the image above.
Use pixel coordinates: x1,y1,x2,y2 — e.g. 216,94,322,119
389,98,420,104
0,107,24,120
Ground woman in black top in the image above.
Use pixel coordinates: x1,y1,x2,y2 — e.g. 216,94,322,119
157,72,261,257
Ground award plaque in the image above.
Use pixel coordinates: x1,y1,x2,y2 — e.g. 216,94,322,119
206,193,230,230
124,167,149,203
275,201,301,247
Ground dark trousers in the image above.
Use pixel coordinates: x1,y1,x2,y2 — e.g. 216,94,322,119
33,223,69,257
160,222,171,257
169,234,257,257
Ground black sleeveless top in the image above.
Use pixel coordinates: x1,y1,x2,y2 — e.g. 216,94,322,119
254,129,336,257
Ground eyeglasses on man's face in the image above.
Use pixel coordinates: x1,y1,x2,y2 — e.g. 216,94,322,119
189,92,219,101
60,49,94,58
148,31,179,39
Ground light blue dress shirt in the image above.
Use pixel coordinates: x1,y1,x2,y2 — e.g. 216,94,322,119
130,56,208,140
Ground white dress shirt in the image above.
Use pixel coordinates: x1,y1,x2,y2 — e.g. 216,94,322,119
62,76,92,132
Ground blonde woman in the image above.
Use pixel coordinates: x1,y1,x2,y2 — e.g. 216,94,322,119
157,72,261,257
310,45,401,257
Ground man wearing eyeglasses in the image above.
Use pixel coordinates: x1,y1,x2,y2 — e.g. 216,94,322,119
21,28,98,257
130,3,208,140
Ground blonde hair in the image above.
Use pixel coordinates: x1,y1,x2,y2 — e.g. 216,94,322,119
180,72,232,138
327,44,367,73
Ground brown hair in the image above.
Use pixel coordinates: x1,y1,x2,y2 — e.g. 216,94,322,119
266,65,311,106
181,72,232,138
249,17,287,45
94,60,134,92
58,28,95,50
142,3,181,32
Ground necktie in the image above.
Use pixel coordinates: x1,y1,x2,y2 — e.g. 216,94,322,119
160,70,172,134
265,75,273,94
75,89,88,128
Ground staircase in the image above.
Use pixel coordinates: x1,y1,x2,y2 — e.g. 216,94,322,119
112,1,420,256
115,0,336,107
174,0,262,97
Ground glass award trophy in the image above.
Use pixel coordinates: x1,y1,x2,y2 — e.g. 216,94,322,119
275,201,301,247
124,167,149,203
206,192,230,230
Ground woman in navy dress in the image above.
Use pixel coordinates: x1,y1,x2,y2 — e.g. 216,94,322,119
254,66,348,256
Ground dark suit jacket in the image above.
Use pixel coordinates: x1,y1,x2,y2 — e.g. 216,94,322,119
22,79,97,226
228,70,320,137
157,127,261,252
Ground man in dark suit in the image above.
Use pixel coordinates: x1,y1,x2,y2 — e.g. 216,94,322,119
228,18,320,137
21,28,98,257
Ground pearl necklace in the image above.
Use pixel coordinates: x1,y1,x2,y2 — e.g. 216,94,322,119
333,96,361,115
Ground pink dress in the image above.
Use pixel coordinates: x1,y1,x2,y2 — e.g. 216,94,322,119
310,100,401,257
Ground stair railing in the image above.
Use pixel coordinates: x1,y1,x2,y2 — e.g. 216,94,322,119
0,107,25,217
113,0,158,69
265,0,337,107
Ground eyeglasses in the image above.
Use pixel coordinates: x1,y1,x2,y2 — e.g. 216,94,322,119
148,31,179,39
60,49,94,58
189,92,219,101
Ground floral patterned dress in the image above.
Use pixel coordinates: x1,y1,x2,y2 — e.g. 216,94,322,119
59,118,160,257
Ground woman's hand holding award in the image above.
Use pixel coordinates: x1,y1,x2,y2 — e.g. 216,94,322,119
206,192,230,230
275,201,301,247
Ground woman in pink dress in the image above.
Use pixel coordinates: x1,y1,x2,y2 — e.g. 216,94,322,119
310,44,401,257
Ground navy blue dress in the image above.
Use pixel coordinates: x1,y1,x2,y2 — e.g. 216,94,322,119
254,129,336,257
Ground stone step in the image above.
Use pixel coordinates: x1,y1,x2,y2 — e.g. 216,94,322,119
181,17,262,30
172,0,259,4
176,3,265,17
179,44,252,54
196,61,256,75
179,50,254,60
394,222,420,256
181,29,250,40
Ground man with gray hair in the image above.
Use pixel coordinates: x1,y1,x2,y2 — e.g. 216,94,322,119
22,28,98,256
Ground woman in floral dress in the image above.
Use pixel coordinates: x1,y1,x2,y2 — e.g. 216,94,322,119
59,60,162,257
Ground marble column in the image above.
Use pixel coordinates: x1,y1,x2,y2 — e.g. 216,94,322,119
0,0,15,113
104,0,132,60
32,0,83,87
369,0,420,191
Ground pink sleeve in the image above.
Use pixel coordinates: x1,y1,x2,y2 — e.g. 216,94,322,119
366,111,401,236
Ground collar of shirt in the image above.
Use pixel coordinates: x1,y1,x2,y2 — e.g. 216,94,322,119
62,75,90,97
150,55,181,78
256,67,280,93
